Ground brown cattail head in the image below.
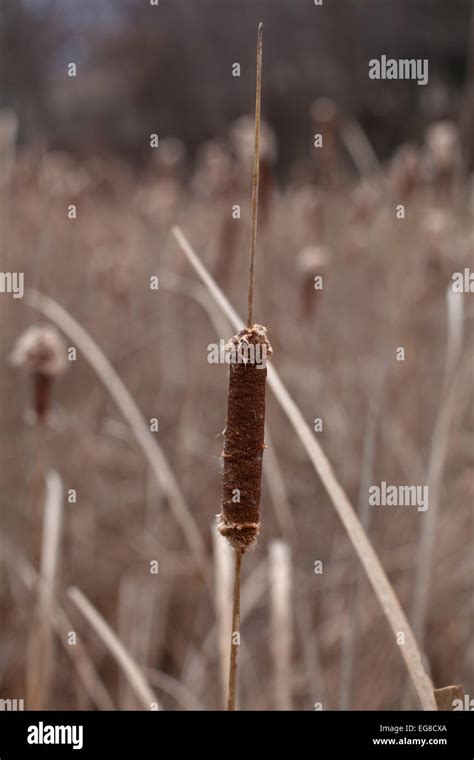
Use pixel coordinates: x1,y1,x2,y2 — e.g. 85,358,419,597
218,324,272,552
39,151,91,198
310,97,341,185
10,325,67,424
388,144,422,199
191,140,235,200
424,121,461,181
297,245,329,318
151,136,187,180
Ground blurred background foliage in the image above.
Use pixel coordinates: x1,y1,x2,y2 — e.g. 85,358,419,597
0,0,472,172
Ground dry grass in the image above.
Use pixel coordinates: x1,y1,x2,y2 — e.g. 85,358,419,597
26,469,63,709
269,539,293,710
68,586,159,710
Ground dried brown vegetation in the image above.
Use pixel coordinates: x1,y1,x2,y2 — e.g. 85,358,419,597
0,112,472,709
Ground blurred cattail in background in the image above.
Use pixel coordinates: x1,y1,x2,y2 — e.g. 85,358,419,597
10,324,67,425
311,97,342,186
289,184,327,244
135,136,188,227
350,179,382,224
151,136,187,181
297,244,329,318
38,151,91,198
191,140,235,201
135,180,183,228
421,207,455,283
423,121,463,195
388,145,423,200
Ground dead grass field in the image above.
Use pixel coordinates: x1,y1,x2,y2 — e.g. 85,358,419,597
0,120,472,710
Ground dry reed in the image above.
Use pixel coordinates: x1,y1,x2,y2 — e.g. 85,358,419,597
0,534,114,710
212,523,233,706
68,586,159,710
269,539,293,710
410,286,465,644
26,469,64,709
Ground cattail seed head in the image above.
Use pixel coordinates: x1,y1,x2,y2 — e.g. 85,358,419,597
297,245,329,317
10,325,67,424
151,136,187,179
10,325,67,377
388,144,422,199
218,324,272,552
191,140,235,200
230,116,277,168
424,121,460,175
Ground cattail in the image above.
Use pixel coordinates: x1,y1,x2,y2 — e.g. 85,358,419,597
218,325,272,551
289,184,326,241
388,144,422,199
422,208,451,271
135,179,182,227
423,121,463,199
297,245,329,318
310,97,341,185
151,136,187,181
39,151,91,198
218,323,272,712
424,122,461,175
218,22,270,553
191,140,235,200
10,324,67,425
217,22,271,712
351,179,381,224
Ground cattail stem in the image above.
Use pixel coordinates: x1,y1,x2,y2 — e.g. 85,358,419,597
227,548,243,711
247,22,263,329
33,371,52,425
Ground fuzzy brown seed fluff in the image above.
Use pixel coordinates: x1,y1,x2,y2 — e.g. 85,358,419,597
218,324,272,552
